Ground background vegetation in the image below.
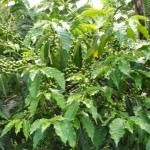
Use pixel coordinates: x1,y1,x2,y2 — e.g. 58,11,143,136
0,0,149,149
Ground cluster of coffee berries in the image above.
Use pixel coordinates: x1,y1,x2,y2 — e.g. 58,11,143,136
0,57,26,74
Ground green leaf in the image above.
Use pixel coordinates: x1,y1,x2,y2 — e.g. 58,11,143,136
146,140,150,150
33,120,51,148
0,74,8,96
100,86,112,101
59,48,69,70
131,73,142,90
51,89,66,109
40,40,50,63
119,59,131,75
73,42,82,68
109,118,125,146
82,98,93,108
54,120,76,148
23,120,30,140
54,120,68,144
29,97,40,115
86,86,100,96
35,34,50,51
137,70,150,78
99,27,112,53
93,126,107,149
124,120,134,133
126,27,136,40
15,120,23,135
111,70,121,89
137,23,149,39
130,116,150,134
91,66,110,79
130,15,147,21
56,27,72,53
41,67,65,90
80,9,105,17
33,128,44,148
64,100,79,121
0,108,9,120
1,120,18,137
67,122,76,148
90,106,98,122
85,45,99,63
30,119,50,134
80,115,94,140
28,70,41,98
73,118,80,130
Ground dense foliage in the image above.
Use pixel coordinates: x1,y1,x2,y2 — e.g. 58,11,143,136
0,0,150,149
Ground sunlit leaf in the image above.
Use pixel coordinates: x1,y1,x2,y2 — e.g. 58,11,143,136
23,120,30,140
80,9,105,17
1,120,18,137
15,120,23,134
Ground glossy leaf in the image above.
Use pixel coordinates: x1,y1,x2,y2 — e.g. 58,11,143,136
30,119,50,134
56,27,72,53
23,120,30,140
130,116,150,134
86,86,100,96
131,73,142,89
51,89,66,109
119,59,131,75
111,69,121,89
80,115,94,140
54,120,76,148
35,34,49,51
91,66,110,79
1,120,18,137
28,70,41,98
90,106,98,122
15,120,23,134
109,118,125,146
64,100,79,121
41,67,65,90
80,9,105,17
73,42,82,68
29,97,40,115
33,128,44,148
40,40,50,63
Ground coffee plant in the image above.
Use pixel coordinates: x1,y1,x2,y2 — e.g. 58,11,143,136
0,0,149,150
